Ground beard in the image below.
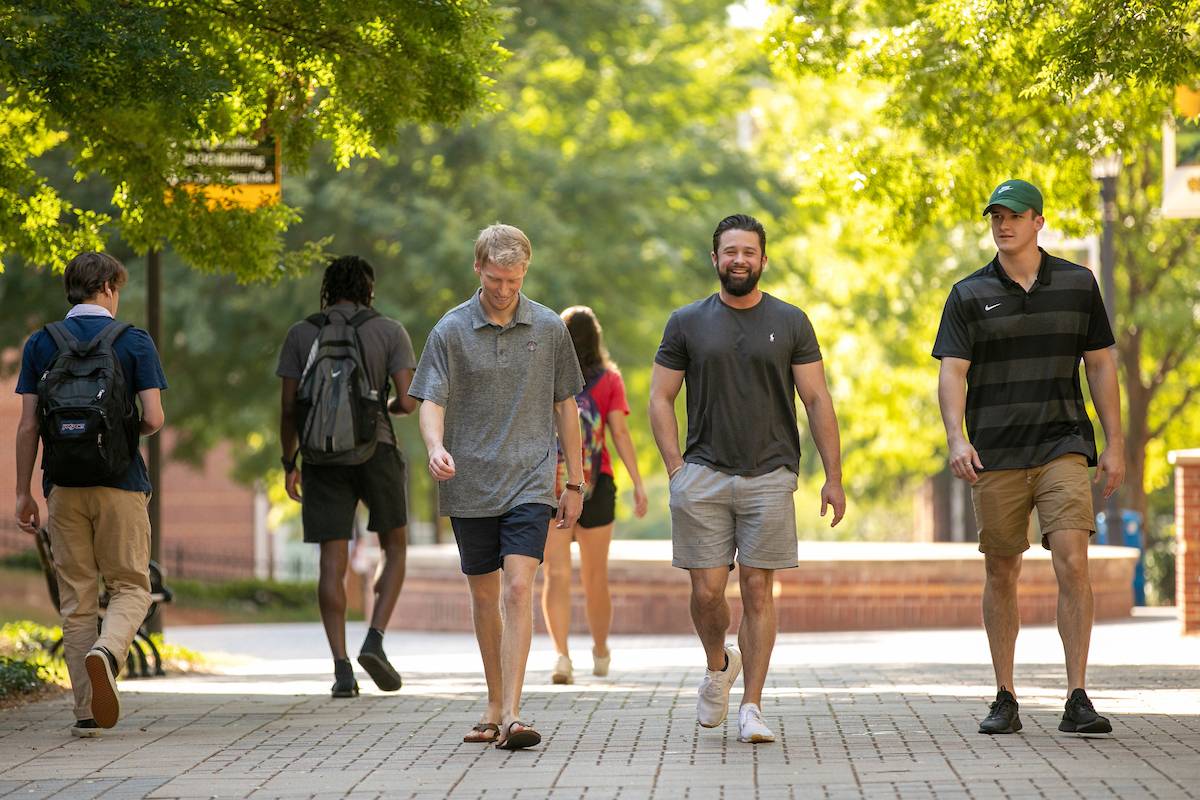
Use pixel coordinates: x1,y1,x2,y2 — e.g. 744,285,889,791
718,266,762,296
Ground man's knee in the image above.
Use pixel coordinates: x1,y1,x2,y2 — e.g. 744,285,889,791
984,555,1022,591
691,581,726,611
739,570,773,615
1053,547,1090,587
503,575,534,609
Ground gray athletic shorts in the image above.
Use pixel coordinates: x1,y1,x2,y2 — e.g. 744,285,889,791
668,462,799,570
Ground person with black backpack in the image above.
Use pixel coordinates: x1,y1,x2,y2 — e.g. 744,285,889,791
13,251,167,738
277,255,417,698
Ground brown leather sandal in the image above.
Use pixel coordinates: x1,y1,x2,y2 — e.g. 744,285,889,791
495,720,541,750
463,723,500,743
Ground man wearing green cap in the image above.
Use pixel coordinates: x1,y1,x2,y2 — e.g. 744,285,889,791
932,179,1125,737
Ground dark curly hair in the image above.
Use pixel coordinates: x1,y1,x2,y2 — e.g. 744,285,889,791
320,255,375,308
561,305,617,380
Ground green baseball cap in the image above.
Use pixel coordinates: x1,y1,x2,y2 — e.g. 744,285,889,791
982,179,1043,216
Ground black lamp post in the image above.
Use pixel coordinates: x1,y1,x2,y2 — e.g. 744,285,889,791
1091,153,1121,536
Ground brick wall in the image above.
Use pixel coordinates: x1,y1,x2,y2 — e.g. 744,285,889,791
384,541,1138,634
1169,449,1200,636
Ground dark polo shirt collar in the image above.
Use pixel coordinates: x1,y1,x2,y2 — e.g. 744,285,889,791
470,289,534,330
988,246,1053,290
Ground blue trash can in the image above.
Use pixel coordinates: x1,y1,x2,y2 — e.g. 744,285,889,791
1095,509,1146,606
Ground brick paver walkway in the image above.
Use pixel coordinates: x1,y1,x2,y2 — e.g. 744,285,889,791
1,610,1198,799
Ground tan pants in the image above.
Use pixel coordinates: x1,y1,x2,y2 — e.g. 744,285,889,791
47,487,152,720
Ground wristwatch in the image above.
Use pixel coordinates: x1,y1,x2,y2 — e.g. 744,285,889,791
564,481,585,495
281,454,297,472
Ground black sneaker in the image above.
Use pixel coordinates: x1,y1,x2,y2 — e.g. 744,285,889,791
978,689,1022,734
1059,688,1112,735
331,658,359,699
70,718,102,738
357,628,402,692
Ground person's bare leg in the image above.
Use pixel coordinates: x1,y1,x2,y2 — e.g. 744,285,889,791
500,554,541,731
467,570,503,726
737,566,775,708
689,567,731,670
1047,529,1093,693
576,522,613,660
369,527,407,630
982,553,1023,693
540,524,573,658
318,540,350,659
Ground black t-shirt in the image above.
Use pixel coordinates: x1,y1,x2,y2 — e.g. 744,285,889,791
654,292,822,477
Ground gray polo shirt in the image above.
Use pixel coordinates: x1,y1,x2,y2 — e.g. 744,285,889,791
409,290,584,517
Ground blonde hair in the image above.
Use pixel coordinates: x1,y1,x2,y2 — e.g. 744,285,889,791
474,223,531,268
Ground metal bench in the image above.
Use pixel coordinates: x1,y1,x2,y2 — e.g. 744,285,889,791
33,527,173,678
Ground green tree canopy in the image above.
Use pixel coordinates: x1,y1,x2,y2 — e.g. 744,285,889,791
0,0,504,276
768,0,1200,514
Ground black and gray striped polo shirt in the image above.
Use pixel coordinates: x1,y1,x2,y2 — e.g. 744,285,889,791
932,248,1115,471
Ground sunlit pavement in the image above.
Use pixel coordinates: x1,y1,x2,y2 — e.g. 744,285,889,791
1,609,1198,799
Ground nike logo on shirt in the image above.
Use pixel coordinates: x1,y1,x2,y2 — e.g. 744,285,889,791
985,302,1002,311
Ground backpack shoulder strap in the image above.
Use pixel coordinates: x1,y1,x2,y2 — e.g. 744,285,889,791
347,308,379,328
580,369,605,395
43,321,77,355
89,321,133,353
305,312,328,328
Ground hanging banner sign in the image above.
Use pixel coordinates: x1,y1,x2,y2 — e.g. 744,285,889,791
174,136,281,208
1162,86,1200,218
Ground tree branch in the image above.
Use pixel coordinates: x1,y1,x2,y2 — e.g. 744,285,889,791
1150,381,1200,440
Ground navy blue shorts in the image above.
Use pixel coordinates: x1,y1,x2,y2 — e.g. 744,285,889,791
450,503,554,575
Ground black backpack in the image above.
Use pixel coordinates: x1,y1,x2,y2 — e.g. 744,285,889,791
295,308,386,466
36,321,139,486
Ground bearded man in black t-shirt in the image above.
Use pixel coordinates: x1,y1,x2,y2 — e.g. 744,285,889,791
649,213,846,745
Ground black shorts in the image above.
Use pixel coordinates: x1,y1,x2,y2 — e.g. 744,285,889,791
450,503,554,575
577,473,616,529
300,444,407,543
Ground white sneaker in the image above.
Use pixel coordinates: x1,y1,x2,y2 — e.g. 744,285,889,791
738,703,775,743
551,654,573,685
592,649,611,677
696,646,741,727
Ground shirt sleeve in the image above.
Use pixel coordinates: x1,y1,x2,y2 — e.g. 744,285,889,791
553,321,585,403
408,328,451,405
126,328,168,392
275,322,309,380
387,320,418,374
1084,277,1116,351
14,333,45,395
931,286,973,361
654,311,688,370
792,310,822,364
604,370,631,417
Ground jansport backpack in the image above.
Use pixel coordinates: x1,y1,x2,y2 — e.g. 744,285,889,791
295,308,385,466
556,371,605,500
36,321,139,486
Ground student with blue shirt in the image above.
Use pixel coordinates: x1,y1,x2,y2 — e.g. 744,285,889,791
13,252,167,738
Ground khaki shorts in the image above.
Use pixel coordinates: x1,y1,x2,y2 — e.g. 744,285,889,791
669,462,799,570
971,453,1095,555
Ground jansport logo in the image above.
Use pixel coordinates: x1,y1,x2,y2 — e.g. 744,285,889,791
59,421,88,434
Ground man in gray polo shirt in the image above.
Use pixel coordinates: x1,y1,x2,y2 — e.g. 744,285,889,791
410,223,584,751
